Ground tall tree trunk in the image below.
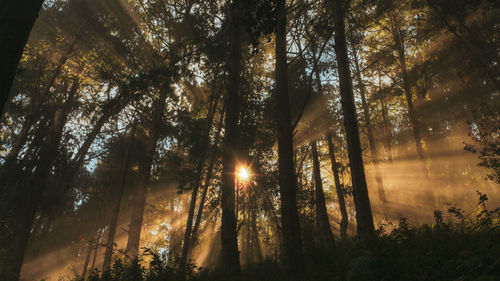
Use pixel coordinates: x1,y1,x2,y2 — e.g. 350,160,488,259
326,133,348,242
390,15,436,207
220,1,242,275
250,198,263,263
81,240,92,279
102,122,137,271
125,89,167,258
331,0,375,239
310,140,334,249
275,0,304,275
380,97,392,162
180,90,220,268
90,230,102,271
190,108,225,253
352,45,387,203
390,15,425,160
0,0,45,117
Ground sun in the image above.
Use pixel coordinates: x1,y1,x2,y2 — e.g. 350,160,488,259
237,166,250,181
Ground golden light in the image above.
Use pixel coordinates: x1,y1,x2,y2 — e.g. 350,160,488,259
236,166,250,181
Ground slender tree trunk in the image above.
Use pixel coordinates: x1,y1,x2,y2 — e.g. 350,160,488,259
390,15,436,207
81,241,92,279
180,91,220,268
275,0,304,274
0,0,45,117
250,199,263,263
54,87,135,207
102,122,137,271
190,109,225,251
310,140,334,249
220,1,242,275
352,45,387,203
331,0,375,239
125,89,167,258
90,230,102,271
380,98,392,162
326,133,348,242
390,15,425,160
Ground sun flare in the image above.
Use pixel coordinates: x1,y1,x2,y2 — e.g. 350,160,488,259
237,166,250,181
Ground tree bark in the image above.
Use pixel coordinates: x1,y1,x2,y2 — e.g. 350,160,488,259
275,0,304,275
352,44,387,203
0,0,45,117
331,0,375,239
125,89,167,258
310,140,334,249
326,133,348,242
220,1,242,275
102,122,137,271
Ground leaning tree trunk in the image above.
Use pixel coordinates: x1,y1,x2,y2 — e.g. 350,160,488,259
2,35,76,172
125,89,167,259
53,86,136,210
331,0,375,239
389,14,425,161
102,122,137,271
275,0,304,275
390,14,436,207
310,140,334,249
0,80,78,281
180,90,220,268
190,108,225,253
0,0,45,117
0,0,44,118
220,1,242,275
352,44,387,203
326,133,348,242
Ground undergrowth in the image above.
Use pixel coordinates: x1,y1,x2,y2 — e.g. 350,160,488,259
66,192,500,281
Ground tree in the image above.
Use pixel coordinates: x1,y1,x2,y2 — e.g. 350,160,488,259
180,81,220,268
351,39,387,203
220,0,242,276
102,122,137,271
0,0,45,117
274,0,304,275
125,88,168,258
330,0,375,239
326,133,348,242
310,140,334,249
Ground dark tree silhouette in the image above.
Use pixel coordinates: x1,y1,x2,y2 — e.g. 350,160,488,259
0,0,45,117
331,0,375,239
275,0,304,275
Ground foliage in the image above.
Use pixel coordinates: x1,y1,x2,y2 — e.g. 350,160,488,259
67,193,500,281
465,102,500,184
